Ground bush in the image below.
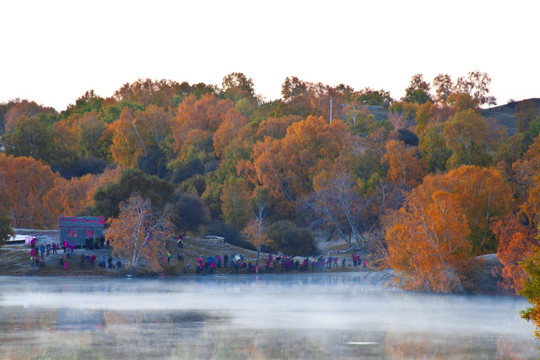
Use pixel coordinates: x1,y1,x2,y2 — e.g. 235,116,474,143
206,222,254,250
266,221,318,256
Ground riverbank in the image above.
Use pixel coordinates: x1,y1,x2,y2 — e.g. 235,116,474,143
0,229,364,277
0,229,506,294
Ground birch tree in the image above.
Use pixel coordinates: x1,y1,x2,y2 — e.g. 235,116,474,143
107,194,173,272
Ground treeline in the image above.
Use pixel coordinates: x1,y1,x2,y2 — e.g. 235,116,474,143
1,72,540,295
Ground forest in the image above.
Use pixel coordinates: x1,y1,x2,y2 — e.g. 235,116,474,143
0,71,539,302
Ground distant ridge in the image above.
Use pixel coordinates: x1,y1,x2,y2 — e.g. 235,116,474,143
481,98,540,136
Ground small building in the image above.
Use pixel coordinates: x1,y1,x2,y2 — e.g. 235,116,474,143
59,216,105,247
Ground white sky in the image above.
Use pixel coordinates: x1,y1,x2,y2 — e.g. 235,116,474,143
1,0,539,111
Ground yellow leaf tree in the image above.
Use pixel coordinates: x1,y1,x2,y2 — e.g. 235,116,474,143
385,190,472,292
106,194,173,272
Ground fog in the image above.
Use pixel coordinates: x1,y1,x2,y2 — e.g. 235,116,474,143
0,273,537,359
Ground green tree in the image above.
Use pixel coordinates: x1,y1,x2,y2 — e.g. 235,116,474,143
3,115,54,162
0,194,15,247
171,192,210,234
403,74,432,105
94,169,174,220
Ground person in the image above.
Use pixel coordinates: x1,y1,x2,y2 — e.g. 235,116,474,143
333,257,338,268
52,242,57,255
46,243,51,257
108,256,113,268
80,254,85,268
90,254,96,267
167,252,172,264
100,235,105,249
63,240,68,253
362,259,367,269
224,254,228,268
216,255,222,268
342,258,346,268
353,252,359,267
177,234,183,248
39,244,45,258
63,257,67,271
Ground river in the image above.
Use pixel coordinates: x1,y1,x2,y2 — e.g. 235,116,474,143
0,273,537,359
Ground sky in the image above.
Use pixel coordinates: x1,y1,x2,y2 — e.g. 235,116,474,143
1,0,539,111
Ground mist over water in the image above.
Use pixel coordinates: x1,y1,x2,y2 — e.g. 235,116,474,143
0,273,537,359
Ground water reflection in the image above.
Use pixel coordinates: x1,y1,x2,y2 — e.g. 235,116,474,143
0,274,537,359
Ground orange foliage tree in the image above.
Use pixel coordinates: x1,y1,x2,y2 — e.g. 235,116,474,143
213,109,248,159
384,165,513,292
106,194,173,272
491,215,537,293
385,189,473,292
0,154,61,228
55,167,122,216
381,139,426,189
239,115,348,217
421,165,512,253
171,93,234,156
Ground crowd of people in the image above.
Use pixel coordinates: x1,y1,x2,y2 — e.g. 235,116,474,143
28,236,119,271
189,252,368,275
28,233,368,275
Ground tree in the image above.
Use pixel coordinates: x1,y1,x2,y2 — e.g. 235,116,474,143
419,122,451,173
55,167,122,216
455,71,496,107
403,74,432,105
240,116,348,217
3,115,54,162
303,172,370,250
3,99,56,133
0,154,61,228
213,109,248,159
491,215,537,293
107,194,173,272
93,169,174,220
425,166,512,253
75,112,106,159
0,188,14,247
443,109,493,168
385,189,473,292
113,78,183,109
520,231,540,339
0,212,14,248
354,87,393,108
221,72,256,102
170,193,210,234
265,220,317,256
221,178,251,228
243,187,270,265
381,139,426,189
433,74,454,102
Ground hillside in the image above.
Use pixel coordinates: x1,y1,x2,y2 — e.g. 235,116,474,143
481,98,540,135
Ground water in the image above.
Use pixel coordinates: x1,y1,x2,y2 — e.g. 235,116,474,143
0,273,537,359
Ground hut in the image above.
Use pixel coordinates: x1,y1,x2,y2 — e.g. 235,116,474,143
59,216,105,247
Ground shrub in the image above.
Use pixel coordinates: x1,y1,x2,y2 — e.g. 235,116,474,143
266,221,318,256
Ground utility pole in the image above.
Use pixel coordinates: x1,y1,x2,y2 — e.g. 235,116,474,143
329,97,333,124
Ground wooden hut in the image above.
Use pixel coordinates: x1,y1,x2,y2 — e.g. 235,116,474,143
59,216,105,247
